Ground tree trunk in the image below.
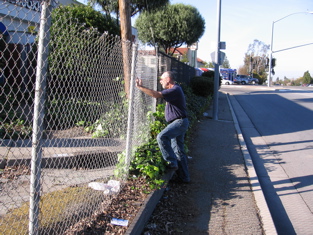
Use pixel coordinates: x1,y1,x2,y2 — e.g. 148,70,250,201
119,0,132,98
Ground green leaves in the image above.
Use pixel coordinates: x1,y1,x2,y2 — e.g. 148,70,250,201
135,3,205,53
149,104,167,139
110,106,167,189
303,71,313,84
0,118,32,140
51,5,120,36
128,139,166,189
88,0,169,17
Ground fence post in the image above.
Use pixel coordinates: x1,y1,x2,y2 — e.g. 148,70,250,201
29,1,52,234
153,45,159,112
125,43,138,177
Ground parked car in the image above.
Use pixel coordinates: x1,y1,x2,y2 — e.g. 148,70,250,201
248,77,259,85
221,79,234,85
234,75,249,85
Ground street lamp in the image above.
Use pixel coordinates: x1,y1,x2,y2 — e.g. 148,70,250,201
267,11,313,87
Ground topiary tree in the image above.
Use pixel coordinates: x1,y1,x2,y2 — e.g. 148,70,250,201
135,3,205,55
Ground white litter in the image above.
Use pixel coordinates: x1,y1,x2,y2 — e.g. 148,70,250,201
111,218,129,226
88,182,109,191
107,180,121,193
88,180,120,195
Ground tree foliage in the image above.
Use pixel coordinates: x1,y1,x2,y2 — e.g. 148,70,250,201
199,60,212,68
48,5,122,96
52,4,120,35
49,4,120,84
221,56,231,68
42,4,125,129
242,39,270,84
302,70,312,84
88,0,169,17
135,3,205,55
208,61,214,68
243,40,269,73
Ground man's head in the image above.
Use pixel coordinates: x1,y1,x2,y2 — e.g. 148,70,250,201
160,71,175,89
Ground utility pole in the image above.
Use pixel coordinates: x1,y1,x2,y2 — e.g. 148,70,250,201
119,0,132,98
213,0,222,120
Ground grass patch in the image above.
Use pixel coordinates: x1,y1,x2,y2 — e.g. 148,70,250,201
0,185,104,234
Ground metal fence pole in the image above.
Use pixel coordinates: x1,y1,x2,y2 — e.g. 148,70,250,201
29,1,52,234
125,43,138,175
153,45,158,112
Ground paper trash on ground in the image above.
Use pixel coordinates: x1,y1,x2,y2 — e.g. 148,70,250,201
88,180,120,194
111,218,129,226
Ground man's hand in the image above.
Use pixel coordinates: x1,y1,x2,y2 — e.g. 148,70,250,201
136,78,142,88
135,78,163,99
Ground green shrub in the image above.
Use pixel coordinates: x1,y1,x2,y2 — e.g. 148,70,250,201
114,104,167,189
202,70,222,87
252,72,264,85
202,70,215,78
181,83,211,127
90,102,128,139
190,76,214,97
0,86,33,139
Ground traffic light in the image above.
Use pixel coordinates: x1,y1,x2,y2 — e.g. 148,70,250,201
271,58,276,68
266,57,269,69
271,58,276,75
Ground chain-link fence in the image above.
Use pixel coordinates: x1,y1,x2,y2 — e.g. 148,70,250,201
0,0,196,234
157,51,195,85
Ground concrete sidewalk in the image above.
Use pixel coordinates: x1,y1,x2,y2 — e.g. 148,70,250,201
127,91,277,234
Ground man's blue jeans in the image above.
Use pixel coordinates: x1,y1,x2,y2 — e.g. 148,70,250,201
157,118,190,182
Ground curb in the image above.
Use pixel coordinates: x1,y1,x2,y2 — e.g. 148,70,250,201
226,92,278,235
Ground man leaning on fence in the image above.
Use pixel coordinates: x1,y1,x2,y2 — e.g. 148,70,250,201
135,71,190,183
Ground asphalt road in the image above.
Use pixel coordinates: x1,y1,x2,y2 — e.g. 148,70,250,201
222,85,313,235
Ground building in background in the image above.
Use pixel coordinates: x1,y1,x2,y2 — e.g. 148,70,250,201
170,46,205,68
0,0,80,44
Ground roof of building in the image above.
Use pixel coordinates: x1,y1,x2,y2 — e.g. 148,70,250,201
197,57,205,63
169,47,189,55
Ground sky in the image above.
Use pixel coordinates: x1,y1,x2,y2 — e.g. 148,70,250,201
79,0,313,80
167,0,313,80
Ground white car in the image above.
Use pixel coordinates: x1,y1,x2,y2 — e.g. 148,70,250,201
221,79,234,85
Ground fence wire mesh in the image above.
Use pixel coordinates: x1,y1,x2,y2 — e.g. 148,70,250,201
0,1,196,234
